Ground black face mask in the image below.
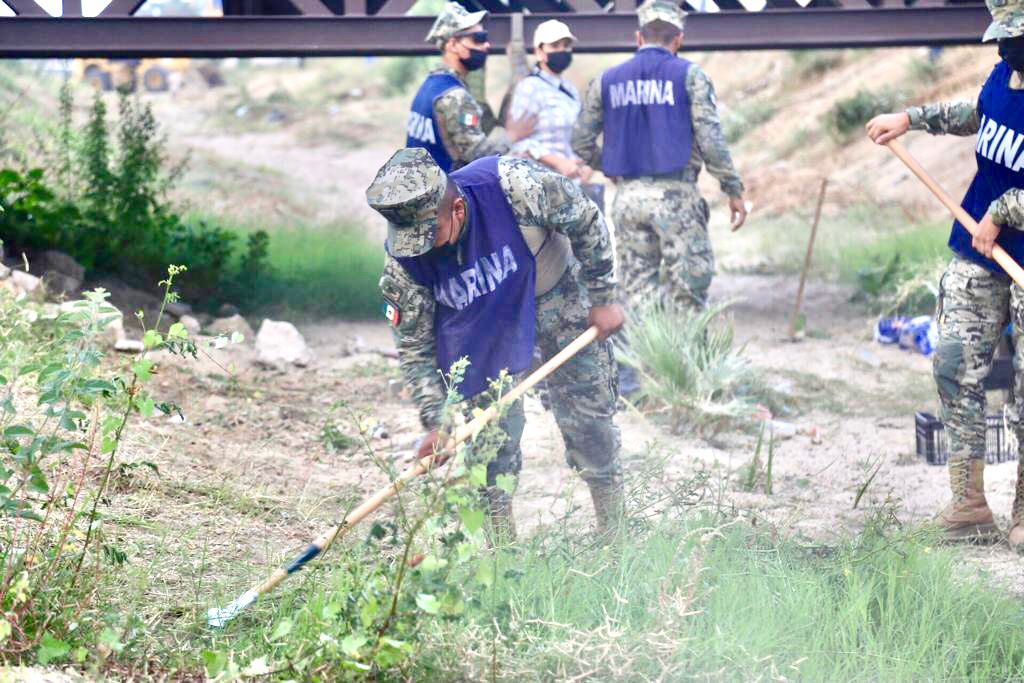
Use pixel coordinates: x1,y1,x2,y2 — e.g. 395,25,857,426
460,48,488,72
999,37,1024,72
545,50,573,74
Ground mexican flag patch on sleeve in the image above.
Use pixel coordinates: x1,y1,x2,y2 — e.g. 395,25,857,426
461,112,478,127
383,299,401,326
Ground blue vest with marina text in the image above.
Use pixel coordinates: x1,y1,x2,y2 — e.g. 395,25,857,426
407,72,463,173
950,61,1024,272
392,156,536,400
600,47,693,178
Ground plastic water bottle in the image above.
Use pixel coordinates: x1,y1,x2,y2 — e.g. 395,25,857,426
874,316,910,345
898,315,937,357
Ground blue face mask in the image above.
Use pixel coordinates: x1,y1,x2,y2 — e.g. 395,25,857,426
460,48,488,72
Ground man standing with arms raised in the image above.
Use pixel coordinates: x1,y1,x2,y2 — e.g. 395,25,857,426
407,1,535,173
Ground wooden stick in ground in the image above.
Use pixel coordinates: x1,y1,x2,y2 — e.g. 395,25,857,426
789,178,828,340
885,139,1024,289
207,325,600,627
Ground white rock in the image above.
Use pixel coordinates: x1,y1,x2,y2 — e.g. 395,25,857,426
179,314,202,336
114,338,145,353
0,263,10,280
10,270,43,300
207,314,255,342
255,319,314,368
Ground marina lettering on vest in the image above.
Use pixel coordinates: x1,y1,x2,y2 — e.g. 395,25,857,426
976,114,1024,173
608,79,676,109
407,111,437,145
433,244,519,310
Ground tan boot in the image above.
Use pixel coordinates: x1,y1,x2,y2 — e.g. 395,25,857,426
483,487,516,546
937,458,998,542
588,476,625,543
1008,459,1024,553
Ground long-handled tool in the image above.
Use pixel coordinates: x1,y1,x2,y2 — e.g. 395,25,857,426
788,178,828,340
207,325,601,628
886,139,1024,288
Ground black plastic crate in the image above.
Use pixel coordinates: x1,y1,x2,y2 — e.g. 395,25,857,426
915,411,1017,465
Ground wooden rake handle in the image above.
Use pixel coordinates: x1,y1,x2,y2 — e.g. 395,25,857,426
886,139,1024,289
251,325,600,599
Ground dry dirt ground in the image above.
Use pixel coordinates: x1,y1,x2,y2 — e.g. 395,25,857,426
96,254,1024,629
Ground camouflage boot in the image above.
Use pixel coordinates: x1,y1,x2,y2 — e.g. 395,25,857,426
937,458,998,541
483,487,517,546
1008,459,1024,552
588,476,625,543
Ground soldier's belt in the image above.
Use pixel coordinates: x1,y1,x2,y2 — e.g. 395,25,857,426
621,168,698,183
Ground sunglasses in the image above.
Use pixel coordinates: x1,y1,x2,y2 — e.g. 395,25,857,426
454,30,489,44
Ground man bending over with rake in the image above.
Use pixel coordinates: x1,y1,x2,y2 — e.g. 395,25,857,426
367,148,626,542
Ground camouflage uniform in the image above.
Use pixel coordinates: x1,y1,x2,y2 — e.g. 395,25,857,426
571,1,743,313
422,3,510,171
425,64,511,171
369,150,621,494
905,7,1024,537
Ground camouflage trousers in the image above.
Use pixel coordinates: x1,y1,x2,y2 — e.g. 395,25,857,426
934,257,1024,470
611,177,714,313
473,264,622,488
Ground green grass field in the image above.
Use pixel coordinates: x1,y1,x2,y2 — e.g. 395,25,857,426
195,214,384,319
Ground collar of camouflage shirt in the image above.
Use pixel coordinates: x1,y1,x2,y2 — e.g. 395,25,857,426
433,62,469,87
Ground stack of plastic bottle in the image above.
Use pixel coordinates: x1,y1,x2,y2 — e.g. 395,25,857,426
874,315,937,357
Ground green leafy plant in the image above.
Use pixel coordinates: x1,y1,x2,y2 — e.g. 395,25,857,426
0,265,233,663
1,84,260,310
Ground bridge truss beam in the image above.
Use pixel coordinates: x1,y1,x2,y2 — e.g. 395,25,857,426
0,6,992,58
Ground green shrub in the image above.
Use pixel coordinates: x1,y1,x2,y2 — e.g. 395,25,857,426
827,88,902,142
0,269,219,665
619,302,764,433
791,50,844,79
723,100,777,145
0,85,281,311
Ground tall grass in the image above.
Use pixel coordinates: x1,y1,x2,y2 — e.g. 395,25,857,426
619,302,763,432
192,508,1024,681
193,214,384,319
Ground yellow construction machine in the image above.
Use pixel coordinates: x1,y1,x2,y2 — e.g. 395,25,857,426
73,58,224,92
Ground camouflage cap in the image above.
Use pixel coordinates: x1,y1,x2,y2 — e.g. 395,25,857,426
366,148,446,258
984,0,1024,41
637,0,686,30
426,1,488,47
